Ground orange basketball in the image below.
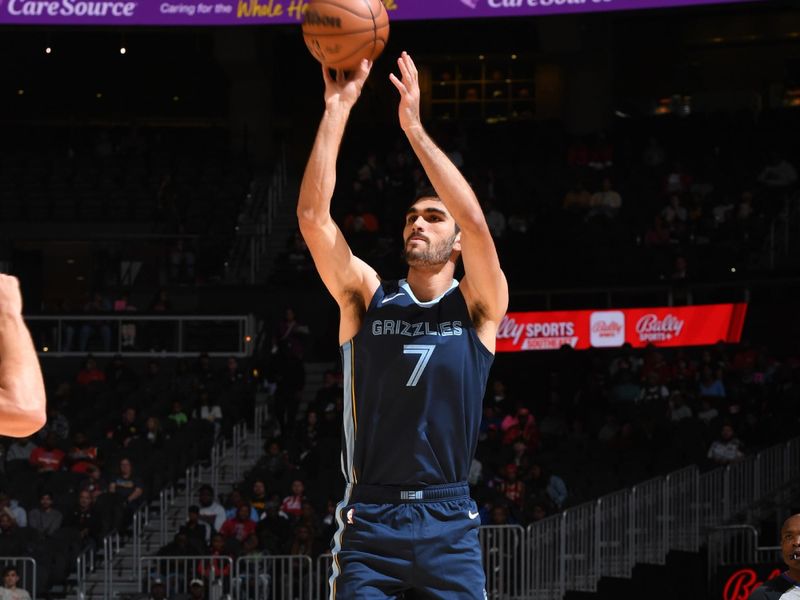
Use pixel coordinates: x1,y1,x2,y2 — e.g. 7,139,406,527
302,0,390,71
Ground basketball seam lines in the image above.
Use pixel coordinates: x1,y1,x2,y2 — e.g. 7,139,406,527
306,0,374,19
362,0,377,61
302,24,386,37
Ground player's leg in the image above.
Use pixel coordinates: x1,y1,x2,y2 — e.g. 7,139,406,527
410,498,487,600
329,501,412,599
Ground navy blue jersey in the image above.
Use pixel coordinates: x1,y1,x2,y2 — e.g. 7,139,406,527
339,279,494,486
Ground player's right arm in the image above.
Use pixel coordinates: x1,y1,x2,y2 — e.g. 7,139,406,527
297,60,380,343
0,274,47,437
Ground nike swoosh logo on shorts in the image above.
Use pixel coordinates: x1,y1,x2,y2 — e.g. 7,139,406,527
381,293,405,304
468,511,480,520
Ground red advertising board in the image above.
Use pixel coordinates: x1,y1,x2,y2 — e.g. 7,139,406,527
496,303,747,352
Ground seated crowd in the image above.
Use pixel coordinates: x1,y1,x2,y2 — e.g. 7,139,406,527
155,339,799,567
0,353,250,595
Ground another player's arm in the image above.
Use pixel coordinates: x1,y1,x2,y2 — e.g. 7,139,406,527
390,52,508,346
0,274,47,437
297,61,380,341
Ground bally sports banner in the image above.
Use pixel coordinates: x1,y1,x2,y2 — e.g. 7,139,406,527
496,303,747,352
0,0,763,26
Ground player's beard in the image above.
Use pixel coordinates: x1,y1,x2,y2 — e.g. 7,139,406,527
402,232,458,267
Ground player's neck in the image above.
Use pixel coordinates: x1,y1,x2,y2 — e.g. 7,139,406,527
405,265,456,302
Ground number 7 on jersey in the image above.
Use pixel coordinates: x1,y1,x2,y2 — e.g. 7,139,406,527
403,345,436,387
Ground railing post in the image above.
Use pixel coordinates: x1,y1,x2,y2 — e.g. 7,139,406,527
723,465,731,521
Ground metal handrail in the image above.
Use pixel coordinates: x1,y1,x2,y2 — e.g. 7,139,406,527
27,313,255,358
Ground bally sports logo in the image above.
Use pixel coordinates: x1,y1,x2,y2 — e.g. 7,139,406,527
590,311,625,348
636,313,685,342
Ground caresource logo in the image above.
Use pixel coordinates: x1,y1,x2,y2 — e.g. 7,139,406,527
460,0,479,8
4,0,137,18
590,311,625,348
635,313,685,342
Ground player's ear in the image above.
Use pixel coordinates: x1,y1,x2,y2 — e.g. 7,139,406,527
452,231,462,253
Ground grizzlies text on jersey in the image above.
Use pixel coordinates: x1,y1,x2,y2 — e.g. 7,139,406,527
339,278,494,486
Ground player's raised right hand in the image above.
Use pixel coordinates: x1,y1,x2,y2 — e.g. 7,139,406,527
323,58,372,112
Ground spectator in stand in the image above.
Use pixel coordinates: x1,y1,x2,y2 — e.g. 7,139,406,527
197,485,226,533
105,354,139,391
144,578,167,600
699,365,726,398
708,423,744,465
29,432,65,473
562,181,592,214
194,390,222,439
250,480,268,514
280,480,306,520
256,497,291,554
670,255,690,281
644,216,671,247
76,356,106,387
489,503,513,526
186,579,205,600
638,372,670,405
667,392,693,422
0,513,26,555
168,239,196,284
182,506,212,548
197,534,232,579
529,463,568,510
286,524,321,559
168,400,188,429
664,162,692,195
225,490,259,522
240,533,263,558
109,407,140,447
586,177,622,221
144,416,167,450
697,398,720,425
0,494,26,528
109,458,145,524
220,503,257,543
342,201,380,236
80,464,109,500
758,152,798,192
78,291,112,352
68,432,98,474
498,464,525,511
39,404,70,442
64,490,101,548
297,501,322,538
661,194,688,237
0,566,32,600
28,492,62,537
5,437,36,464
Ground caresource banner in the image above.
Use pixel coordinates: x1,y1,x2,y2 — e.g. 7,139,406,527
0,0,763,26
496,303,747,352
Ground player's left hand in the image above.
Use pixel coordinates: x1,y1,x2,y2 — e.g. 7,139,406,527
389,51,422,132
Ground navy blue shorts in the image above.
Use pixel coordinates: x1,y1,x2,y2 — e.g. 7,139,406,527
328,482,486,599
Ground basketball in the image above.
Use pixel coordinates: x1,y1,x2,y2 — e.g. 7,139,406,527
302,0,390,71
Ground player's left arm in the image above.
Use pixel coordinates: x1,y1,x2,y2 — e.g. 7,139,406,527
391,52,508,347
0,274,47,437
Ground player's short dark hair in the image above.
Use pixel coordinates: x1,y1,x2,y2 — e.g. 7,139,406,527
198,484,214,494
412,186,440,204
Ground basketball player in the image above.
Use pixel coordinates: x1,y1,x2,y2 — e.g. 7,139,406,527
297,52,508,599
0,274,47,437
748,514,800,599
